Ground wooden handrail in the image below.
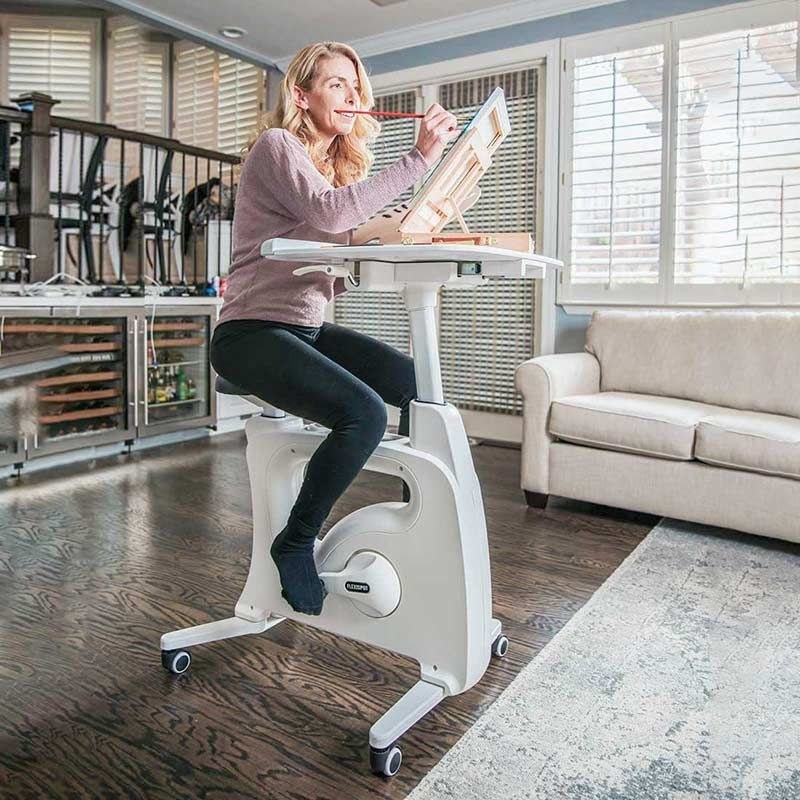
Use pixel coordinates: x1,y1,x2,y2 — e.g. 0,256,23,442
50,115,240,164
0,105,31,124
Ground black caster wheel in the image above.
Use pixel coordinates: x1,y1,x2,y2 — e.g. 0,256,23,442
370,743,402,777
161,649,191,674
491,634,509,658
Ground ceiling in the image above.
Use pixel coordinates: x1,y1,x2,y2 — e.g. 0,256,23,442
77,0,614,70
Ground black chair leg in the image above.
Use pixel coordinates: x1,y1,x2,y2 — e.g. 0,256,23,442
524,491,549,509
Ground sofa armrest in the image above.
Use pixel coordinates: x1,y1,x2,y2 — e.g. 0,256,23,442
515,353,601,495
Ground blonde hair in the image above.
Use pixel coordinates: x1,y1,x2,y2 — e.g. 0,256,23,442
244,42,379,187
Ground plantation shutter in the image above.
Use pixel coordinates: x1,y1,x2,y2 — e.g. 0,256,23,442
568,44,664,287
217,55,263,156
333,90,420,354
438,69,539,415
174,43,217,147
108,20,166,135
674,20,800,284
7,20,97,120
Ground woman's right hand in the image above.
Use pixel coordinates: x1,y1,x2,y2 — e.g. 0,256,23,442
415,104,460,167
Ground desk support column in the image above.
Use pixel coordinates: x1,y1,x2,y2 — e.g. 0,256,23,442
402,284,444,405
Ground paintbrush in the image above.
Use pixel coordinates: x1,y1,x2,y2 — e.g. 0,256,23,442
335,109,465,121
335,109,424,119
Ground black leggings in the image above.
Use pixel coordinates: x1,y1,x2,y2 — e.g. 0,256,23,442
210,319,416,533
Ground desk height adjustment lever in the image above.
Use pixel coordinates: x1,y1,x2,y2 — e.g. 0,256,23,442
293,263,360,287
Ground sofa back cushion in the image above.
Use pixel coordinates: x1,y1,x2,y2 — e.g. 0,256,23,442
585,310,800,418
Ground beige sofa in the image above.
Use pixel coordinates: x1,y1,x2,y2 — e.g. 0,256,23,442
515,310,800,544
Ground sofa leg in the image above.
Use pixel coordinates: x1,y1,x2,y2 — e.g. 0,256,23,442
524,491,549,509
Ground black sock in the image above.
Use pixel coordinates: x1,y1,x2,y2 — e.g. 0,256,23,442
269,516,327,615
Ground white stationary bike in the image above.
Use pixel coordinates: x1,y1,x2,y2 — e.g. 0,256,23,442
160,238,559,777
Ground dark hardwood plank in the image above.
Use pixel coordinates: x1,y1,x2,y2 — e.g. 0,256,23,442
0,432,655,799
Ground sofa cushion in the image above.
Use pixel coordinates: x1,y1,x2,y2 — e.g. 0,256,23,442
695,411,800,481
585,310,800,418
549,392,724,460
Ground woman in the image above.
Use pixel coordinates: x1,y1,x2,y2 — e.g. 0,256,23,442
210,42,459,616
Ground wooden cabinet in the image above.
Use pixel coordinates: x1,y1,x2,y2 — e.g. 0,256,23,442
0,302,216,470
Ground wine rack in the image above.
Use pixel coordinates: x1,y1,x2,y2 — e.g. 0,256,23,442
0,315,128,453
0,304,216,467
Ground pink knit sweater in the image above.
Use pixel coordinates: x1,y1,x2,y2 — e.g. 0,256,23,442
217,128,429,328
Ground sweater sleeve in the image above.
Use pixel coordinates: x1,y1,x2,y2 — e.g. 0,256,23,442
253,128,429,234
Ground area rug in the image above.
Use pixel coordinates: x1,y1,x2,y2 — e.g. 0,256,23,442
409,519,800,800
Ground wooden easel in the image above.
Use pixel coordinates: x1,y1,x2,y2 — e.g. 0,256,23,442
354,91,534,253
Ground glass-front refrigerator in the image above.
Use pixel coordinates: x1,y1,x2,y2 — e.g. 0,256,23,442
139,308,215,436
1,309,133,460
0,308,51,467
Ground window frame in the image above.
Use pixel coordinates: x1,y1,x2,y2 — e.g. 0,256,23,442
370,40,561,352
559,0,800,311
559,21,668,308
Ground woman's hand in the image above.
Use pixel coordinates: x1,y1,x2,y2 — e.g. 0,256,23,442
415,104,460,167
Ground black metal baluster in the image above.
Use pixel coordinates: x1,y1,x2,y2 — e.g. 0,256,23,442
154,145,166,284
181,150,186,287
2,123,10,248
98,139,105,285
138,142,144,288
78,131,85,281
228,160,234,275
56,128,64,280
167,150,173,286
119,137,125,285
193,155,198,287
216,159,222,283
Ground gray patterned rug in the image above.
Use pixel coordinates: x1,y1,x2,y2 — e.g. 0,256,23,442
409,520,800,800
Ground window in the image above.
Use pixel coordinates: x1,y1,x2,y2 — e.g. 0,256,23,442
218,55,263,156
561,0,800,306
4,17,99,120
173,43,217,148
107,20,167,135
673,18,800,294
438,68,540,415
567,43,664,290
173,43,264,155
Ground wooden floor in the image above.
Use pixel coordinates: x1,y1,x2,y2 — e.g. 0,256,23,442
0,432,657,799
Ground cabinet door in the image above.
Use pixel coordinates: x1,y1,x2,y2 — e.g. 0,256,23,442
139,309,215,436
0,309,134,460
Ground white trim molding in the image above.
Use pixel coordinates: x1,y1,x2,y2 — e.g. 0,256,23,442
276,0,618,72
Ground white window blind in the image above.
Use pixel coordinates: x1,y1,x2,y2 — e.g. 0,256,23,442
217,55,263,156
108,21,166,135
333,90,419,354
174,44,264,154
7,20,97,120
438,69,539,415
174,43,217,148
568,44,664,287
675,20,800,285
